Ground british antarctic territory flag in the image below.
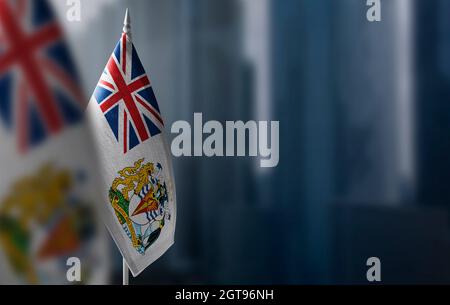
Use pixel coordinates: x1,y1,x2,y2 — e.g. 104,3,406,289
0,0,110,284
87,10,176,276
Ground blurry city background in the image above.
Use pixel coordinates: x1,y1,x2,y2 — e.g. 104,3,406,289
26,0,450,284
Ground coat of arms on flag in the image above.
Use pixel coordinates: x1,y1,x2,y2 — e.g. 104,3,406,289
0,164,102,284
109,158,170,254
87,9,176,277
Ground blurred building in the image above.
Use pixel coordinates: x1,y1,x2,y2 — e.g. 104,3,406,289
415,0,450,207
333,0,415,205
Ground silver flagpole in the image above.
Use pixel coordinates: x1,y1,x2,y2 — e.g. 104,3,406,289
122,9,131,287
123,8,131,39
123,258,129,285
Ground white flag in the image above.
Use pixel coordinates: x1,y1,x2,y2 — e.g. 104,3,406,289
86,9,177,276
0,0,110,284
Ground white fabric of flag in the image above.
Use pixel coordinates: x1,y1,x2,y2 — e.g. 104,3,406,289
86,9,176,276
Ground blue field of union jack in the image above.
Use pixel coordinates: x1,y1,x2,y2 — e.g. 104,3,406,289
94,29,164,154
0,0,85,153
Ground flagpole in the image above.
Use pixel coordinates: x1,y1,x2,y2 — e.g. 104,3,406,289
122,9,131,287
122,258,129,285
123,8,131,39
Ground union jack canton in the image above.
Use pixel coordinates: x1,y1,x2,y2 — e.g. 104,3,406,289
93,28,164,154
0,0,85,153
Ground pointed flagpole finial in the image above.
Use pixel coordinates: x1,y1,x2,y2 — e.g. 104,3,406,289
123,8,131,37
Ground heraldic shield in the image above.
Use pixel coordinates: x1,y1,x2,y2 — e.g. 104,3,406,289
108,158,170,255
